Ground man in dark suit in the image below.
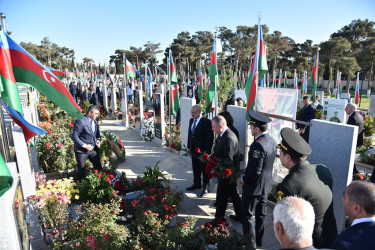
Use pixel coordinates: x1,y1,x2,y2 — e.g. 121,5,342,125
345,103,364,147
70,81,78,103
211,115,242,220
331,181,375,250
297,96,315,143
89,87,99,107
276,128,338,248
186,105,214,197
96,82,104,105
72,105,102,181
237,111,277,247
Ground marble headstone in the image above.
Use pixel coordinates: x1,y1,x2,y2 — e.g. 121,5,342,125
309,119,358,232
180,97,196,149
316,91,324,104
227,105,247,169
138,90,144,121
369,95,375,118
121,88,129,127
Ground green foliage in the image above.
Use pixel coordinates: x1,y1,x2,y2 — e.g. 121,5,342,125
142,161,167,187
77,170,117,204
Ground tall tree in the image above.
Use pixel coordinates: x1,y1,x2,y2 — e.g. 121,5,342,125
337,57,361,92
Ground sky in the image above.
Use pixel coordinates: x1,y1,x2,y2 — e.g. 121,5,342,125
1,0,375,67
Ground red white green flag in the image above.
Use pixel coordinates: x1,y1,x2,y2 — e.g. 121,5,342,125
169,50,179,115
206,37,219,114
0,153,12,197
245,18,268,120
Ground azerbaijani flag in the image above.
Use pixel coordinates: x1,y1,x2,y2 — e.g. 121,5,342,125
310,50,319,103
106,68,114,85
303,72,307,94
206,37,219,113
1,31,83,119
198,65,203,100
47,67,65,81
355,72,360,104
169,50,179,115
126,59,143,80
90,64,94,82
0,30,22,114
284,71,288,88
278,70,282,88
146,65,152,83
154,66,160,83
2,100,46,142
336,71,342,99
0,153,12,197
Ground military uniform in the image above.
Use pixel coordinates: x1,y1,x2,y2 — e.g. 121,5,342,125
241,111,276,247
276,128,338,248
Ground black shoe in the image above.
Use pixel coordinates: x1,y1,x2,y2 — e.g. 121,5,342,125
229,215,241,222
186,185,201,191
200,189,208,197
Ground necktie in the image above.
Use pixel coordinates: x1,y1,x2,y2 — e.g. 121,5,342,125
91,120,96,135
192,119,197,134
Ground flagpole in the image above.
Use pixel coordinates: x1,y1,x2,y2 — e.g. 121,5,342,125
168,48,172,150
123,54,129,127
0,13,11,162
214,28,219,116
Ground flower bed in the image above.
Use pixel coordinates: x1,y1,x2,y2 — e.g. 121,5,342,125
164,124,182,151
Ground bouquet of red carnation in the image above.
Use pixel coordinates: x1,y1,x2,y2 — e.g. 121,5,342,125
195,147,241,184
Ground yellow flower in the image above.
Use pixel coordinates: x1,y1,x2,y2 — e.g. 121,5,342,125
277,191,284,202
75,195,79,200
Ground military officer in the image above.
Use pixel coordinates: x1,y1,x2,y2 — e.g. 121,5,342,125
237,111,277,248
276,127,338,248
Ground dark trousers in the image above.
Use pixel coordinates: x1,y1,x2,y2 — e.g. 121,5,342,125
241,194,268,246
192,155,209,188
371,167,375,183
75,148,102,181
215,179,241,218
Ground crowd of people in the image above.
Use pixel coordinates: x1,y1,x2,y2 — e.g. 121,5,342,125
186,103,375,249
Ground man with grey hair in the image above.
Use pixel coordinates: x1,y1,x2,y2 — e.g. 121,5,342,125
211,115,241,220
273,197,316,249
331,181,375,249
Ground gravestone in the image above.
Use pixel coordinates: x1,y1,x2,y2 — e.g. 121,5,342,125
153,93,165,147
369,95,375,118
180,97,196,149
340,93,351,103
366,90,371,98
322,98,347,123
12,125,45,249
138,90,144,121
0,163,22,250
309,119,358,232
111,87,117,112
333,88,337,97
316,91,324,104
227,105,247,170
121,88,129,127
103,84,108,111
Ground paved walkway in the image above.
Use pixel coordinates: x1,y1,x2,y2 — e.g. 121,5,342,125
101,118,281,250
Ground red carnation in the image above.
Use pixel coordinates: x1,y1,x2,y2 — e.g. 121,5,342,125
45,143,51,149
223,169,232,177
195,147,201,153
150,187,156,193
212,171,218,177
94,170,99,173
97,174,102,178
106,177,110,182
212,156,218,162
69,123,74,127
57,143,63,148
203,153,209,160
171,143,176,149
205,166,211,175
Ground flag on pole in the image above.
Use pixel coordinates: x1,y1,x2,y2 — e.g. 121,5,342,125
154,66,160,83
278,70,282,88
125,59,143,80
169,50,179,115
90,64,94,82
310,50,319,103
336,71,342,99
198,65,203,100
355,72,360,104
2,100,46,142
146,65,152,83
206,37,219,113
245,18,268,118
46,67,65,81
294,72,298,89
284,71,288,88
0,153,12,197
1,31,83,119
106,68,114,85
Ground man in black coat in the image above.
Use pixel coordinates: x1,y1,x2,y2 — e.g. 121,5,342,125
89,88,99,107
345,103,364,147
297,96,315,143
71,105,102,181
211,115,242,220
331,181,375,250
276,128,338,248
186,105,214,196
70,81,78,103
96,82,104,105
237,111,277,248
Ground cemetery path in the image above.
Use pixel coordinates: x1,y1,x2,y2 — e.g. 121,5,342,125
100,119,280,250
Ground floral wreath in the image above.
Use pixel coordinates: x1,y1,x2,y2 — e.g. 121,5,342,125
103,130,126,161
